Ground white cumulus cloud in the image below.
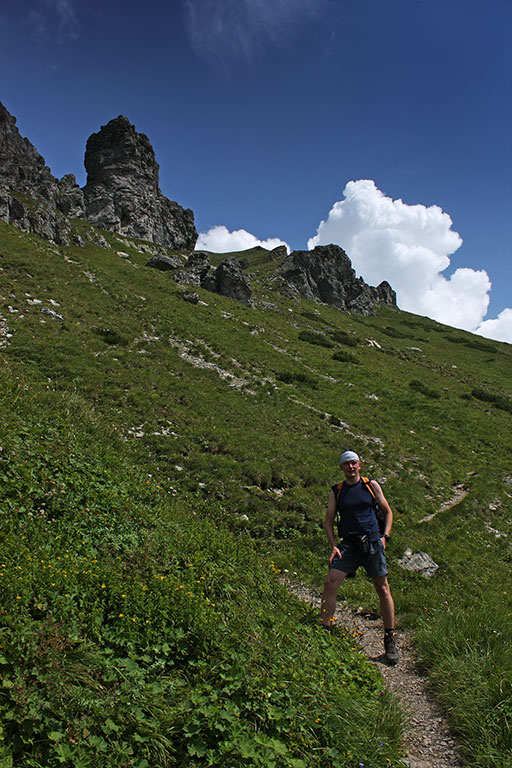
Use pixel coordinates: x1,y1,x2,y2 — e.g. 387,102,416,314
196,225,290,254
475,308,512,343
184,0,325,61
307,179,503,336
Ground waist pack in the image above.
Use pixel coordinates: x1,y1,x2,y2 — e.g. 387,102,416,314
344,532,371,555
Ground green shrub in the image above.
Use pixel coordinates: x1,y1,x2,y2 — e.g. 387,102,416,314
332,350,360,365
298,330,334,348
92,327,127,346
329,330,358,347
380,326,409,339
472,388,512,413
446,335,497,354
409,379,441,399
277,371,318,388
300,310,329,325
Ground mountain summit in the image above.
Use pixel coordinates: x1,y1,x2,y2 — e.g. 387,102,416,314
0,101,197,250
0,100,395,314
83,115,197,250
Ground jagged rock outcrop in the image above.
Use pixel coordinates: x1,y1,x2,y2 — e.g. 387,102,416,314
148,251,252,305
0,101,197,251
204,256,252,306
173,252,213,286
279,244,396,315
57,174,85,218
0,101,76,244
83,116,197,251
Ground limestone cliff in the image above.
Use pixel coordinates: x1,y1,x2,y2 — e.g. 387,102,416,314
83,116,197,250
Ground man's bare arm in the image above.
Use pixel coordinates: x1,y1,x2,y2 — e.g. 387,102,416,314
371,480,393,541
324,490,341,562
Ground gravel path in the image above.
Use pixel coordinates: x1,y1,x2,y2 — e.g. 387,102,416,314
283,578,467,768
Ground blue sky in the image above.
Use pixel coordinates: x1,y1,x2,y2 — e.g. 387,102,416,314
1,0,511,341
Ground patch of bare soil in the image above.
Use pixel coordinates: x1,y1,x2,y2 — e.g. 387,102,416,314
283,578,467,768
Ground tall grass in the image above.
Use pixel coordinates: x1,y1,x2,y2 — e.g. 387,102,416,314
1,221,512,765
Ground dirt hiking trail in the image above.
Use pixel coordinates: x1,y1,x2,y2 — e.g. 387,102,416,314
283,578,467,768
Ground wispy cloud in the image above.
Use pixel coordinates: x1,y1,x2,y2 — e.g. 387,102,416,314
29,0,79,42
184,0,326,62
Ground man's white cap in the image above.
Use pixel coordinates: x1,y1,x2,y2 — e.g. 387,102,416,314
340,450,360,464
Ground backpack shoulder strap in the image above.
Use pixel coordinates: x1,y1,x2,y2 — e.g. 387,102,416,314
335,480,344,506
361,477,376,499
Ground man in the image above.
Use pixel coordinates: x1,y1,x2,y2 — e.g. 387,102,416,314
320,450,398,665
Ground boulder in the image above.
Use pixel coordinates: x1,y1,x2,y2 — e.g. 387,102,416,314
209,257,252,305
146,253,184,271
269,245,288,260
165,253,252,305
173,252,212,286
182,292,199,304
398,549,439,578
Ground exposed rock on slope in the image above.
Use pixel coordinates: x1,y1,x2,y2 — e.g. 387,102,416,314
0,101,78,244
278,244,396,315
0,102,396,313
0,101,197,251
83,116,197,250
148,251,252,305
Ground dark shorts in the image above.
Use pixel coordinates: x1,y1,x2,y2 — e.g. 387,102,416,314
330,537,388,579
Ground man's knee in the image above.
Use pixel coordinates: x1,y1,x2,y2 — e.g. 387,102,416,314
324,570,345,592
373,576,391,598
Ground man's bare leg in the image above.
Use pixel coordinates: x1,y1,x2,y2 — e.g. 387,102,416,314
373,574,398,663
372,574,394,629
320,569,347,627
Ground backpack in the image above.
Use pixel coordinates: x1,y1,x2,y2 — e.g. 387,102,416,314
334,477,386,535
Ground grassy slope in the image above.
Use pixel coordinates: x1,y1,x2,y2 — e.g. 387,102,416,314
1,221,511,766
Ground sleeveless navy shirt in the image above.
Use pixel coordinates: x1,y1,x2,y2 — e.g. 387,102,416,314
332,479,380,539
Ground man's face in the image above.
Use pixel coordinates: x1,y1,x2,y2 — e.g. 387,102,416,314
341,459,361,479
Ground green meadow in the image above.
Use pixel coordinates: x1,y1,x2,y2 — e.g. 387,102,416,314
0,220,511,767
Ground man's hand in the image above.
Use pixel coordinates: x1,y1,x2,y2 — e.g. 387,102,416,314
329,546,342,564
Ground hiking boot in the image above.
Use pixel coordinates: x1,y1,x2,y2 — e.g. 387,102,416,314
384,633,398,665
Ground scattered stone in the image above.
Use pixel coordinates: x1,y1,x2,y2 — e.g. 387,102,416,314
182,292,199,304
41,307,63,320
398,549,439,578
485,523,507,538
146,253,183,271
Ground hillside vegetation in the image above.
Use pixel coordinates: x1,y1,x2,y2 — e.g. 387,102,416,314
0,221,511,767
